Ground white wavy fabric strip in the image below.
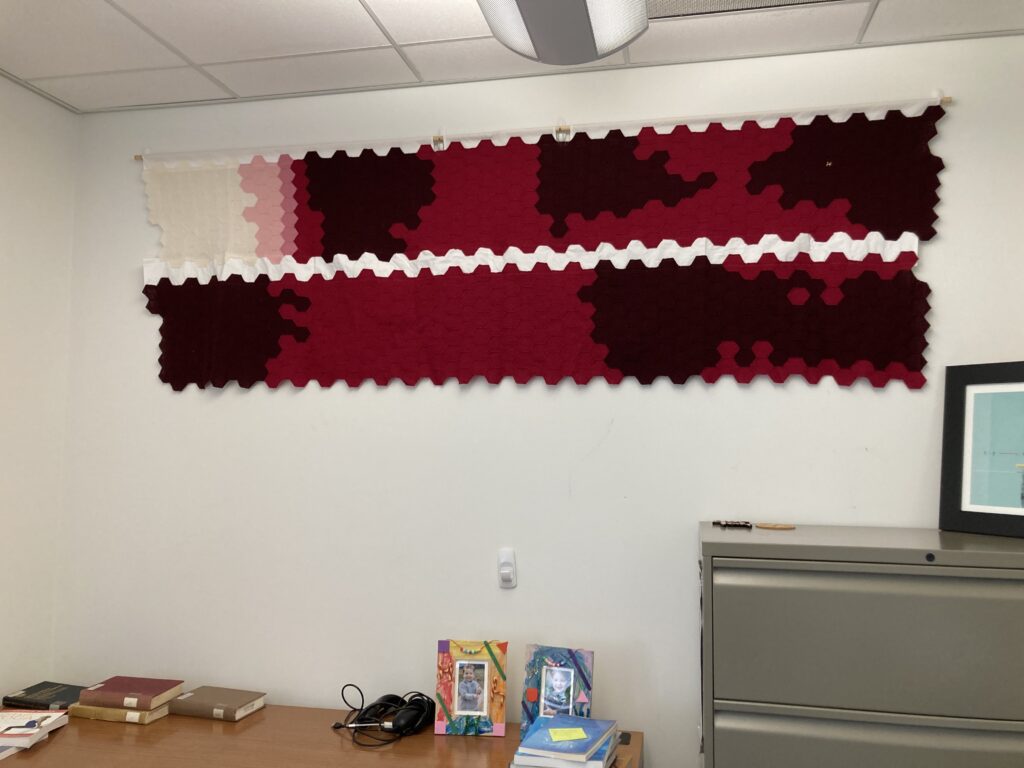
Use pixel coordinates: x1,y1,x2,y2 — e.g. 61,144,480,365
142,233,920,286
140,98,940,166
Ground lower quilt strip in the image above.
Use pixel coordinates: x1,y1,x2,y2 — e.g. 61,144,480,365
143,253,930,390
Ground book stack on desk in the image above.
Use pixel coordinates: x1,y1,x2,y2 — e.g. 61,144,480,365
511,715,619,768
69,676,184,725
0,710,69,761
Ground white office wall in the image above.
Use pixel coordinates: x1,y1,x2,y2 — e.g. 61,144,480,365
0,77,77,690
55,37,1024,766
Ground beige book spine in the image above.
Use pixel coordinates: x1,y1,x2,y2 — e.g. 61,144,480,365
69,703,170,724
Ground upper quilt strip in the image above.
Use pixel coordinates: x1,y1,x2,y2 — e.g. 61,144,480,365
143,106,944,269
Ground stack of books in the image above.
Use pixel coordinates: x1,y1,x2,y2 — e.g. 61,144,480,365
68,676,184,725
511,714,619,768
0,710,68,761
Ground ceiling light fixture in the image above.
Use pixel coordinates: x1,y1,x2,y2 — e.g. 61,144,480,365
476,0,649,65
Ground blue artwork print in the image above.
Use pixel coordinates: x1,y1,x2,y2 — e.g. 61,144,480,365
967,387,1024,512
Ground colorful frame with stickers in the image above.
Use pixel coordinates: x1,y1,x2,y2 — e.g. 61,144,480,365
435,639,507,736
520,644,594,738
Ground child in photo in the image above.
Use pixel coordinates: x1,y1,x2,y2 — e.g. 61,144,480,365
541,666,573,716
457,663,484,713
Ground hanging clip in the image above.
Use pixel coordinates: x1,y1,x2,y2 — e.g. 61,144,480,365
554,124,572,143
431,134,446,151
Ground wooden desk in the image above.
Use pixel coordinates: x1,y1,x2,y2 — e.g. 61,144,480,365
12,706,644,767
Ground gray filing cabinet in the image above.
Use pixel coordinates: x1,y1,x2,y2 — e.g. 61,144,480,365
699,523,1024,768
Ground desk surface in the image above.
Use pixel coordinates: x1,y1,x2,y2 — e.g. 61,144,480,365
12,706,644,768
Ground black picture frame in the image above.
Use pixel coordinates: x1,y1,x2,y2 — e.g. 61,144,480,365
939,361,1024,538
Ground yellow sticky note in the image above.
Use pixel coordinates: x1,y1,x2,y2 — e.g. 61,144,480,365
549,727,588,742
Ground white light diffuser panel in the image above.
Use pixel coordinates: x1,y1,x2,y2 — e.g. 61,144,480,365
477,0,538,58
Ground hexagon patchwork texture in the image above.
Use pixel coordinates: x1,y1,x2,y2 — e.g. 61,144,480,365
142,106,945,389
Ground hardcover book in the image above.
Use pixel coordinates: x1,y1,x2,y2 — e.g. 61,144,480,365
0,711,68,749
68,703,170,725
2,681,85,711
517,714,616,762
169,686,266,722
78,676,184,710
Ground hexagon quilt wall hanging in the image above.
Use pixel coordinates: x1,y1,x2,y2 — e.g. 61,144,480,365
142,102,943,389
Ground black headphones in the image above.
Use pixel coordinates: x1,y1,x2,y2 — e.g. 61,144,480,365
332,685,435,747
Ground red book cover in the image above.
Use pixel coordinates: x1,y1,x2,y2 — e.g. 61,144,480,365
78,677,184,711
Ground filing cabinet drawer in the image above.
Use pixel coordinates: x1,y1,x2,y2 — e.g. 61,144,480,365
715,708,1024,768
712,558,1024,720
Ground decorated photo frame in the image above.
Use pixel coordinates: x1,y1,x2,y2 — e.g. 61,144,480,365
435,639,507,736
521,644,594,737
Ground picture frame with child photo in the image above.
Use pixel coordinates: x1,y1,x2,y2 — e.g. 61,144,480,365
520,644,594,738
435,639,508,737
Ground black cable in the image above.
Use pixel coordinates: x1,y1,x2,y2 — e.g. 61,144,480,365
333,684,433,748
341,684,400,747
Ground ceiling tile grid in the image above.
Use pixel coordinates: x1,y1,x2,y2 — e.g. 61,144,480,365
863,0,1024,43
364,0,492,44
0,0,184,80
0,0,1021,112
630,1,872,64
30,67,231,112
110,0,389,63
205,48,418,98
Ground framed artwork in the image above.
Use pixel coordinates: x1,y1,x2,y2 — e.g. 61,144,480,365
940,361,1024,538
520,644,594,737
435,640,507,736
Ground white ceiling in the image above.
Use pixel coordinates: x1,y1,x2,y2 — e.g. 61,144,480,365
1,0,1022,113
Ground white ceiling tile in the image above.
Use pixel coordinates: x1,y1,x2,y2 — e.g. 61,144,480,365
864,0,1024,43
30,68,231,111
405,37,624,82
204,48,416,97
110,0,388,64
629,2,872,64
365,0,492,44
0,0,184,79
